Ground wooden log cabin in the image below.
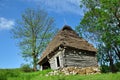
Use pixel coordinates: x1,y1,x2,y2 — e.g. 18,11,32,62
38,25,98,70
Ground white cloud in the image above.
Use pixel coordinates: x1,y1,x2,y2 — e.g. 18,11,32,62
0,17,15,30
30,0,83,15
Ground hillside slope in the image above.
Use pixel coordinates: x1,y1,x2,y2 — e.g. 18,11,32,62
0,69,120,80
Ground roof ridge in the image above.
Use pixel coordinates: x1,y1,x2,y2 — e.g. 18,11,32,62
62,25,73,31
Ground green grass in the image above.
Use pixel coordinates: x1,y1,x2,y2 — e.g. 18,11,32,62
33,73,120,80
0,69,120,80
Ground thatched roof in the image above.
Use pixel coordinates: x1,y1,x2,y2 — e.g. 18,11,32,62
38,25,97,64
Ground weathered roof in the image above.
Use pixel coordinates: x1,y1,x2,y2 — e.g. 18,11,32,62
38,25,97,64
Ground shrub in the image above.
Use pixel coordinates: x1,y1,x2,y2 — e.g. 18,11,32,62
115,62,120,71
100,65,110,73
20,64,33,72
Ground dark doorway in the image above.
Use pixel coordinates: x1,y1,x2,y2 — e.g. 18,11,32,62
42,61,50,70
56,56,60,67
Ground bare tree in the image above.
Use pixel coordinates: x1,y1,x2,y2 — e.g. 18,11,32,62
12,8,57,71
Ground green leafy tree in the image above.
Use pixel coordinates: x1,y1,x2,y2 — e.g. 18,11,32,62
76,0,120,73
12,8,57,71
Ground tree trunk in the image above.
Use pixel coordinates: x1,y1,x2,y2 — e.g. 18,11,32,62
113,46,120,60
115,47,120,60
33,54,37,71
32,50,37,71
108,52,117,73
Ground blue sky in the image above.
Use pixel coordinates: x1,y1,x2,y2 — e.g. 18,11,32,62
0,0,83,68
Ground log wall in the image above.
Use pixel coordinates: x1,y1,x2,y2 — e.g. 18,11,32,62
49,49,65,70
63,48,98,67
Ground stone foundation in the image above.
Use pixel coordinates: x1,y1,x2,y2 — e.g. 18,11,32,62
46,66,100,76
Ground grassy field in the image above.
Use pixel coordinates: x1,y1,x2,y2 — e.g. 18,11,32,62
0,69,120,80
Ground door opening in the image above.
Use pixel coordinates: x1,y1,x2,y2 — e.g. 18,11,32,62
56,56,60,67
